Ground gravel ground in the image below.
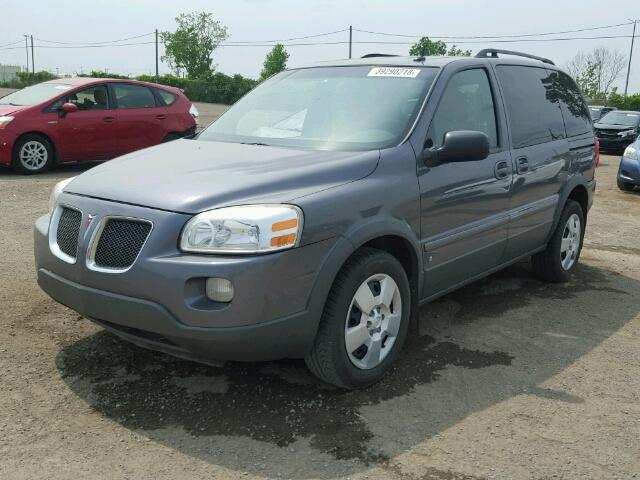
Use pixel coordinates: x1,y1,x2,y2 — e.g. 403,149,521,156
1,140,639,478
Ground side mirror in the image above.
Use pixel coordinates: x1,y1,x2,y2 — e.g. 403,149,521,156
423,130,490,167
60,102,78,115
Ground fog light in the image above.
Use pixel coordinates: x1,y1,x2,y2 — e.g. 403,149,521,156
206,278,234,303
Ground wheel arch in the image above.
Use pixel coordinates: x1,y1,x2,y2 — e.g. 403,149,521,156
12,131,59,164
546,177,591,244
305,219,423,345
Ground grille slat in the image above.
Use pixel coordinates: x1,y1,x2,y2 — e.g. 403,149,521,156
56,208,82,259
93,219,152,270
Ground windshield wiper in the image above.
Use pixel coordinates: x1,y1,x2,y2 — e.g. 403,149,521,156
240,142,271,146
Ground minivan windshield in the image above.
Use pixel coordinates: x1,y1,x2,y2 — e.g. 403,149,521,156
0,83,72,106
199,66,439,151
598,111,640,127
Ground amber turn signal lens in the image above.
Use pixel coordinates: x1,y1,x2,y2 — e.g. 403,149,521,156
272,218,298,232
270,233,297,247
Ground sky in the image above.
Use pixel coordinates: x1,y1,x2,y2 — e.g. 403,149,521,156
1,0,639,93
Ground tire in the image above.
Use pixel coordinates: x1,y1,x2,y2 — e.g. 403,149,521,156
531,200,585,283
161,133,181,143
12,134,54,175
617,179,635,192
305,247,411,389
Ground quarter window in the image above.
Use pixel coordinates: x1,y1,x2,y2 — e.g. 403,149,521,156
543,70,592,137
155,88,178,106
426,69,498,149
113,84,157,109
496,65,566,148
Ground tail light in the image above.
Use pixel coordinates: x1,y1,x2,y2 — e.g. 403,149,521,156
594,137,600,168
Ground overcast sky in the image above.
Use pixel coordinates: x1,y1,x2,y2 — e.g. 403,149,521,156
1,0,639,92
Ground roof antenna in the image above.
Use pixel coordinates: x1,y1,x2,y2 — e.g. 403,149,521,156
413,56,426,62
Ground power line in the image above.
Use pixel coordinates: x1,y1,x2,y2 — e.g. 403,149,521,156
34,32,155,46
217,34,638,47
353,21,634,39
226,28,348,43
0,39,23,48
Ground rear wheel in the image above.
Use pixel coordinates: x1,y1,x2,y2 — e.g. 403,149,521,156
305,248,411,389
531,200,584,283
12,134,54,174
617,179,635,192
161,133,181,143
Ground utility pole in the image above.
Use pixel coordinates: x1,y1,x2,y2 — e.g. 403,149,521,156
23,35,29,74
624,19,638,96
30,35,34,74
155,29,159,80
348,25,352,59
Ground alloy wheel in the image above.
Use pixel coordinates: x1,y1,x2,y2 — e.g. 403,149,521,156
560,213,581,271
19,141,48,171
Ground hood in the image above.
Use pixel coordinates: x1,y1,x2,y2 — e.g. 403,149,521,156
594,122,637,131
66,139,380,213
0,104,27,116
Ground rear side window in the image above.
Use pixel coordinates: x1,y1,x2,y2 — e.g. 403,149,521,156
426,68,498,149
543,70,592,137
155,88,178,106
112,84,157,109
496,65,566,148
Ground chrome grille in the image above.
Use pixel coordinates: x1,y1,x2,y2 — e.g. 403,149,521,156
92,218,152,270
56,207,82,259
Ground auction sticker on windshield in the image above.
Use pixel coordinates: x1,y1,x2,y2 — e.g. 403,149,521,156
368,67,421,78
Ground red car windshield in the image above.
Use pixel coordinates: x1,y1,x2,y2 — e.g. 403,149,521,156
0,83,73,106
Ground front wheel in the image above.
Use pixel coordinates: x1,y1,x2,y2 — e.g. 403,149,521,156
532,200,585,283
305,248,411,389
12,134,54,174
617,178,635,192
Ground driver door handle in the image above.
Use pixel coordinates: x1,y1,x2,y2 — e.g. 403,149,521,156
102,116,116,124
494,160,509,179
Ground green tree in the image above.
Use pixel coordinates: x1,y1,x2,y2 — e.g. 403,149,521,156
409,37,471,57
160,12,228,79
260,44,289,80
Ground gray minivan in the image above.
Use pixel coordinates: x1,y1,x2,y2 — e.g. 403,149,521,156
35,50,597,389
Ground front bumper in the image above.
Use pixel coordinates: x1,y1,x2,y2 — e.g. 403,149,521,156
35,193,339,361
0,130,17,165
597,135,636,151
618,156,640,185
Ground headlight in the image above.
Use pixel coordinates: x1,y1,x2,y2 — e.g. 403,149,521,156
623,146,637,160
618,129,637,138
0,116,14,129
180,205,303,254
48,177,75,213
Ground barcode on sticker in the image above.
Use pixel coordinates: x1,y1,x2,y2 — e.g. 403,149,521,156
368,67,421,78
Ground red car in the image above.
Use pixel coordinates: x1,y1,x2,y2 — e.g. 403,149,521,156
0,78,198,174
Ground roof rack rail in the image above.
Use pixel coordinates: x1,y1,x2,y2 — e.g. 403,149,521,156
475,49,555,66
360,53,399,58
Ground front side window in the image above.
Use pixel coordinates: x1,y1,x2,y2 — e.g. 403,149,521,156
113,84,157,109
67,85,109,111
199,66,439,151
496,65,566,148
426,68,498,149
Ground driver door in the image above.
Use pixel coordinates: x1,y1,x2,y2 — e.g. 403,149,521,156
418,67,513,299
57,84,118,161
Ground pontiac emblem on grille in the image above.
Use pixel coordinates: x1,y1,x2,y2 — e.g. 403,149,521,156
85,214,96,229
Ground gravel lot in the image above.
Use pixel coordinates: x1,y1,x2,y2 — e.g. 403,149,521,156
1,123,639,479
